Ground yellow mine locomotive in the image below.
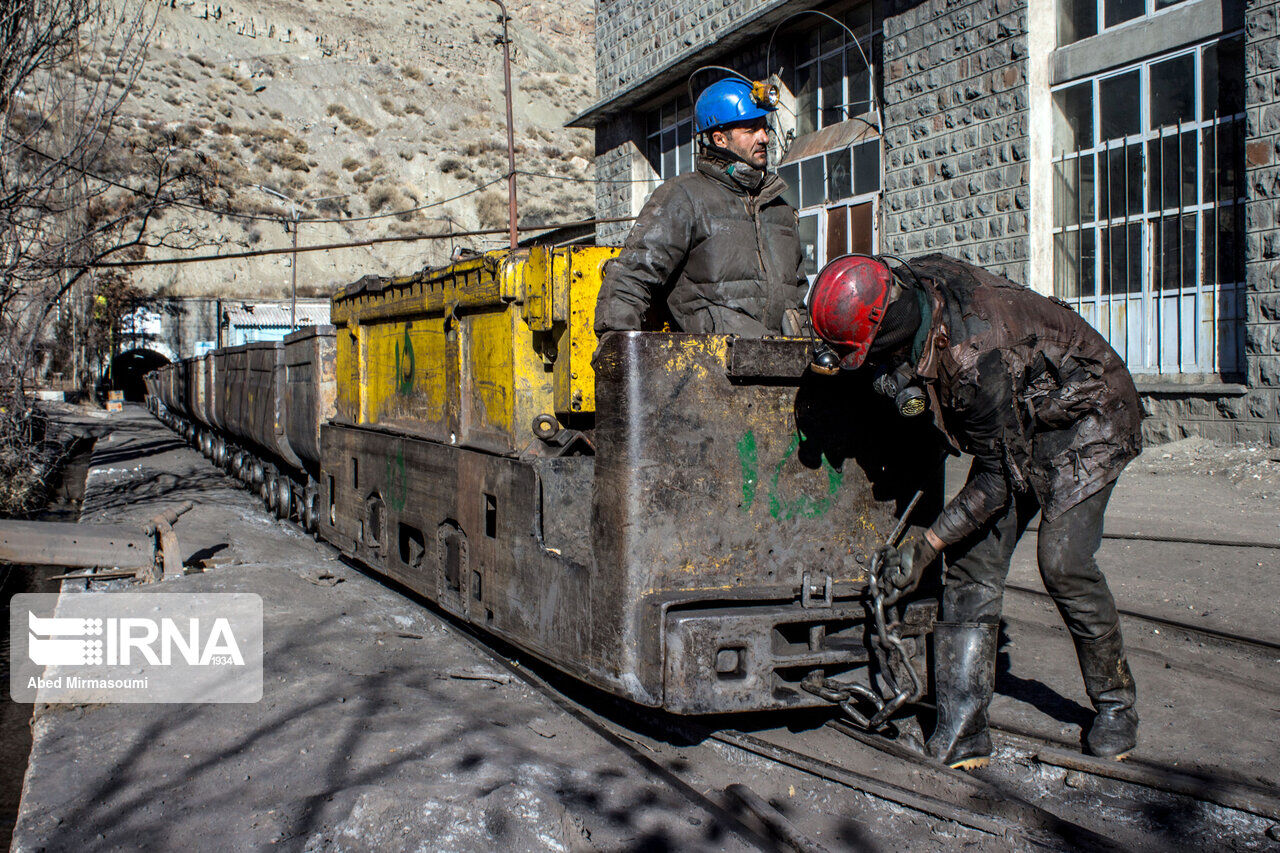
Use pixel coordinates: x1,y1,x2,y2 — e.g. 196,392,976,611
146,246,942,715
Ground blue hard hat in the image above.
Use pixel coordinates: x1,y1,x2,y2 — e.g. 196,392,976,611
694,78,774,134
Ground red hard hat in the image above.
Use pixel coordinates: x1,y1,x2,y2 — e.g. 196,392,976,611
808,255,896,370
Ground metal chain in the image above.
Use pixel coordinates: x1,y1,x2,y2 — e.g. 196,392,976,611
801,491,926,732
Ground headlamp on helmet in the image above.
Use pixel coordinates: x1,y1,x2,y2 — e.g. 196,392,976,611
751,80,780,110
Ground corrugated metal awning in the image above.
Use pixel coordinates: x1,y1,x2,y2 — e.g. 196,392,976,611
225,303,331,328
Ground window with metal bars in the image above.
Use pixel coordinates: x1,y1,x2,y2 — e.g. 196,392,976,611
1050,34,1245,376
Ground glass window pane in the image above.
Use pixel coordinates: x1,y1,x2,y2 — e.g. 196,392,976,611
854,139,880,194
1100,227,1116,295
661,128,676,179
1180,129,1196,207
1150,53,1195,131
1216,204,1241,283
1126,142,1143,217
845,3,873,38
1099,71,1139,141
1154,0,1187,9
1203,36,1244,118
1055,231,1080,298
846,46,871,115
800,156,825,208
1104,0,1142,28
779,163,800,209
1058,0,1097,46
1053,82,1094,153
1218,118,1242,203
1126,222,1142,294
1182,213,1196,290
1054,160,1077,228
826,148,852,200
798,213,819,277
1157,215,1178,291
796,63,817,137
676,94,691,124
1081,229,1096,297
821,55,844,126
1203,212,1216,285
1099,144,1137,219
1100,223,1141,294
677,121,693,175
647,109,662,136
821,21,843,55
645,134,661,174
1080,154,1096,222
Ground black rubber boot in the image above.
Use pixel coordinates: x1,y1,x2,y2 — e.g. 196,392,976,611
925,621,998,770
1073,626,1138,759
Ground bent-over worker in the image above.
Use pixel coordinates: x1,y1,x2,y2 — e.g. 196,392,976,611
594,77,807,337
808,253,1143,769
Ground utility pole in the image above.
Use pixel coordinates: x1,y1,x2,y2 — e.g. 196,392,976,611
258,187,343,330
490,0,518,249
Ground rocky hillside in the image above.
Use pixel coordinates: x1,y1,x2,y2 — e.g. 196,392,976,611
115,0,596,298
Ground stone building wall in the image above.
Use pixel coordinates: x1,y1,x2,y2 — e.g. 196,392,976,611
879,0,1030,283
594,115,643,245
595,0,782,101
1242,0,1280,444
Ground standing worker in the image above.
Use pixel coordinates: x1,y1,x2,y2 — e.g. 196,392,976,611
594,77,808,337
807,253,1144,769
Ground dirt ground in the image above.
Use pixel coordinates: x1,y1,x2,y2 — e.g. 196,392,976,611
9,406,1280,851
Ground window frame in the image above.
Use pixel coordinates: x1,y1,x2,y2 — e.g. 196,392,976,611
1050,34,1246,376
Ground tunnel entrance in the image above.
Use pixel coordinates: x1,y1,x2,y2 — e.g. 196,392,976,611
111,349,170,402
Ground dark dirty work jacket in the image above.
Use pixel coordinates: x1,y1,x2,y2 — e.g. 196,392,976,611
908,255,1144,544
593,156,808,336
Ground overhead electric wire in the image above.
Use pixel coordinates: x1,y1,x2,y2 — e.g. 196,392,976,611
516,169,666,185
91,215,636,268
9,136,519,224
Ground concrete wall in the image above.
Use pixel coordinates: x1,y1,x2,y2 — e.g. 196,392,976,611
880,0,1030,283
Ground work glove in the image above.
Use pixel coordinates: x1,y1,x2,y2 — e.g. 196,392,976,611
877,537,939,606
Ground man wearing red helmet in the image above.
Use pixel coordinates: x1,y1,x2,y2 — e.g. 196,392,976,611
594,78,808,337
810,253,1144,769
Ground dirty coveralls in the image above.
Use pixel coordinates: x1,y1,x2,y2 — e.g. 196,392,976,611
594,155,808,336
909,254,1144,639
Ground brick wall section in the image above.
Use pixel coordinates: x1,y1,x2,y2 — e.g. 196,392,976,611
1242,0,1280,444
880,0,1030,283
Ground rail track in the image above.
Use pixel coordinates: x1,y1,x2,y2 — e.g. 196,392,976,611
326,552,1268,853
432,590,1134,852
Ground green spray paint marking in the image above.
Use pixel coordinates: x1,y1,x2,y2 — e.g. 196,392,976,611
394,327,415,396
385,446,407,512
737,429,843,520
737,430,758,511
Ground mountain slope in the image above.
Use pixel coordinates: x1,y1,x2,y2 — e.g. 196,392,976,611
119,0,596,298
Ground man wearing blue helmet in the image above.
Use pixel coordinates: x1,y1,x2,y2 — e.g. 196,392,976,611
594,77,808,337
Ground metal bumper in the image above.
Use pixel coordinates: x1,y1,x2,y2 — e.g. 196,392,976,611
662,598,936,714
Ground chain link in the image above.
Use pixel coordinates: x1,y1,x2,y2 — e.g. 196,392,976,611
800,491,926,732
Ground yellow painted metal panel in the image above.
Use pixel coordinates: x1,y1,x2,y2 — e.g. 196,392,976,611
365,317,450,437
329,245,620,456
